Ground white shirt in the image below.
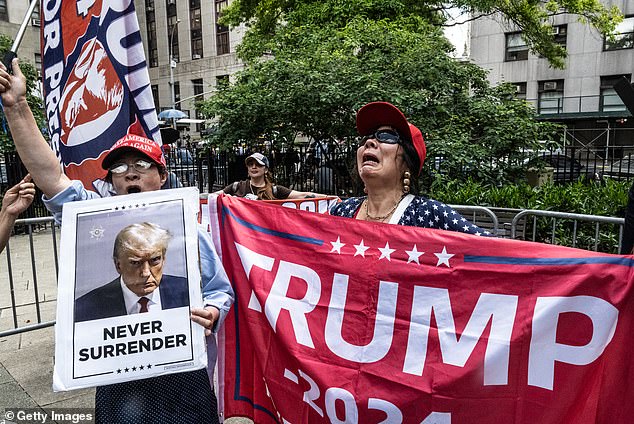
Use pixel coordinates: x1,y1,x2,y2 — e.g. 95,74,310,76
119,277,163,314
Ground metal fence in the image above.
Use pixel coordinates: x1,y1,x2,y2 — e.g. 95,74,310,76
0,217,59,337
3,140,634,220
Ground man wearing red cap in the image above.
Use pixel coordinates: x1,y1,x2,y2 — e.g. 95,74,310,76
0,60,232,423
330,101,492,236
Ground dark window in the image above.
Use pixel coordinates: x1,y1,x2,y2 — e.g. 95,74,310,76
216,74,229,88
215,0,230,55
174,82,181,108
192,79,204,131
34,53,42,76
0,0,8,21
190,6,202,58
505,32,528,61
151,84,160,113
553,25,567,48
604,16,634,50
538,80,564,114
600,75,631,112
513,82,527,100
146,1,158,67
31,1,40,26
167,1,179,61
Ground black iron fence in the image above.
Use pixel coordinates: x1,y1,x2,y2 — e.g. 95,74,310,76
3,142,634,220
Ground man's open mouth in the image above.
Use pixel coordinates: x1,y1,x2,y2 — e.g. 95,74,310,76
127,186,141,194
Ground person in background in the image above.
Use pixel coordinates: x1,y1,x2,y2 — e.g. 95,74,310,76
219,152,324,200
329,101,492,236
1,58,233,424
0,174,35,253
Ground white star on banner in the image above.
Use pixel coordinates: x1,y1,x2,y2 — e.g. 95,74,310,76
406,245,424,264
330,237,345,254
354,240,370,257
434,246,454,267
378,242,396,261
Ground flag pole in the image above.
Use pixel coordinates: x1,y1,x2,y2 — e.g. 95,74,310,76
2,0,39,72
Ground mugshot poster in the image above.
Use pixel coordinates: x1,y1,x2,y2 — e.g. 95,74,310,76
53,188,207,391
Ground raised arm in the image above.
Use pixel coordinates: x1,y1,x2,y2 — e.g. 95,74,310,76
0,59,72,198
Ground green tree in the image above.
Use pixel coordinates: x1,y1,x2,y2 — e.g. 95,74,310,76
198,12,561,186
222,0,622,68
0,35,45,154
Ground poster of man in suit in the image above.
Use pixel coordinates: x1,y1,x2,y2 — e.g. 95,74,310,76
53,188,208,391
74,222,189,322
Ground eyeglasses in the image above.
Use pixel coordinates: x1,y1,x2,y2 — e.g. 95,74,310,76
358,129,401,147
109,159,154,174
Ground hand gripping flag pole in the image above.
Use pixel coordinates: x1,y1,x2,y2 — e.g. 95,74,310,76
2,0,39,73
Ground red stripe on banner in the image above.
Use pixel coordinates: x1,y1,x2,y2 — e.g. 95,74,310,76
213,195,634,424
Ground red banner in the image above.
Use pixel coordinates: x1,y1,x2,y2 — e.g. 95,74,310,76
211,195,634,424
41,0,160,195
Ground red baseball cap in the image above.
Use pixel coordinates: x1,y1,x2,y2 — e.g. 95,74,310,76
101,134,167,171
356,101,426,173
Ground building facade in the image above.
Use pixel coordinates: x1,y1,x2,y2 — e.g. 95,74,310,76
135,0,246,138
469,0,634,153
0,1,42,77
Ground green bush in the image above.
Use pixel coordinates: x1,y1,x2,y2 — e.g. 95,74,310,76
425,177,630,253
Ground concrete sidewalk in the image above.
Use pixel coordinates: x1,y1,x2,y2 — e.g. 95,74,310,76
0,227,95,422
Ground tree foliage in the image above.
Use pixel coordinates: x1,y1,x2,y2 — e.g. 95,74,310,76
221,0,623,68
198,11,562,185
0,34,45,153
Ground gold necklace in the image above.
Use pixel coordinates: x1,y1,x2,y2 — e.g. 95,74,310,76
364,196,403,221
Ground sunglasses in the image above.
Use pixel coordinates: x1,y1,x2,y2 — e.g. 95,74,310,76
358,129,401,147
109,159,154,174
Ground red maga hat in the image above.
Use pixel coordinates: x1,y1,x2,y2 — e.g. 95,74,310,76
102,134,167,171
356,101,426,173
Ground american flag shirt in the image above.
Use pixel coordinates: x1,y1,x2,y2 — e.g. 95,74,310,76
329,196,493,236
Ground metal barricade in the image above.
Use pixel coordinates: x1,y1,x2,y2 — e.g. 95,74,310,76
0,217,59,337
449,205,500,235
511,209,624,253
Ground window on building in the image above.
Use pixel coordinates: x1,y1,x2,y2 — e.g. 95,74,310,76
600,75,631,112
31,1,41,26
553,25,567,48
604,16,634,50
505,32,528,61
192,79,204,131
216,74,229,88
174,82,181,109
538,80,564,114
145,0,158,67
167,1,179,61
215,0,230,55
513,82,527,100
190,5,202,58
151,85,160,113
34,53,42,76
0,0,8,21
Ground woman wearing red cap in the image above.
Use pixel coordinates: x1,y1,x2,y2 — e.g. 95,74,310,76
330,102,491,235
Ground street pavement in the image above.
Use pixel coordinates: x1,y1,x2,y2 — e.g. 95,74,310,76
0,226,248,423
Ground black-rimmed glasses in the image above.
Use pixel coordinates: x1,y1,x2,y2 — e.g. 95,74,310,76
358,129,401,147
109,159,154,174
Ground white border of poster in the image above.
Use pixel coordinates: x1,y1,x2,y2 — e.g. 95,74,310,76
53,188,206,391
